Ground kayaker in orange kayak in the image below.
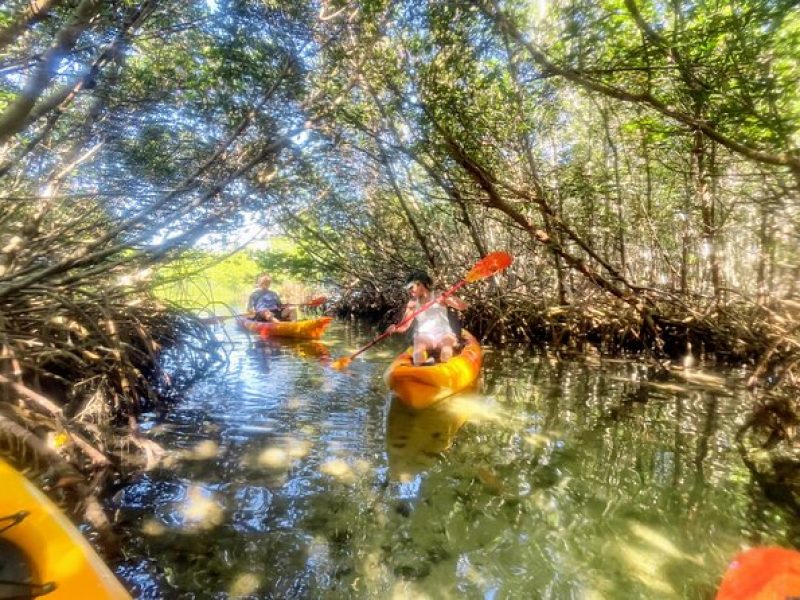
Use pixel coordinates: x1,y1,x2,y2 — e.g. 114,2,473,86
386,270,467,365
247,273,297,322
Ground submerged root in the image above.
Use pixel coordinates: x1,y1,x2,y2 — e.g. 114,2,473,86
736,396,800,521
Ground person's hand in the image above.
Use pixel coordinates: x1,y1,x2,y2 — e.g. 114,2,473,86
386,324,397,335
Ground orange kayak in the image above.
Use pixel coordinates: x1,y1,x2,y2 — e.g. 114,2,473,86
237,316,333,339
0,459,130,599
384,330,482,409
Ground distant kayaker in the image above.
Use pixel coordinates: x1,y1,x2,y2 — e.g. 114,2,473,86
247,273,296,322
386,270,467,365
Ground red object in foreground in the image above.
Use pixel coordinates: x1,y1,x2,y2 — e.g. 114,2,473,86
716,546,800,600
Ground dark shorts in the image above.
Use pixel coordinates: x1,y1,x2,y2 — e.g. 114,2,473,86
253,311,290,322
447,309,462,338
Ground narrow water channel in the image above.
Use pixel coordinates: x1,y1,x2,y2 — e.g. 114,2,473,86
114,320,789,599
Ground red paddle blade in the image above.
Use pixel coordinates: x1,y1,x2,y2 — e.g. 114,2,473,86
465,251,513,282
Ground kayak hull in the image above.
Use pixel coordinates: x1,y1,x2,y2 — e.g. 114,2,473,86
384,330,482,409
0,459,130,599
237,316,333,339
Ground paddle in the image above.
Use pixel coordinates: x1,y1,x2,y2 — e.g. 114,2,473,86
330,251,513,371
200,296,327,324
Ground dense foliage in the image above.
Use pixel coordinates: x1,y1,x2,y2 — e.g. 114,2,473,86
0,0,334,529
153,249,263,310
288,0,800,369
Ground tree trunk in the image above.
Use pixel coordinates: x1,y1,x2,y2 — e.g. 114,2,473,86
756,204,770,305
600,106,628,276
692,127,722,302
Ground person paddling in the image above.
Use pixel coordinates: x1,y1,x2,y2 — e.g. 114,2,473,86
386,270,467,365
247,273,296,322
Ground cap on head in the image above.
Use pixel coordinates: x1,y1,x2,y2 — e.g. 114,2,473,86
405,270,432,289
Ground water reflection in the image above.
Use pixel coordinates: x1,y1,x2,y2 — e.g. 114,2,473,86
386,394,502,482
115,320,794,599
386,396,470,481
257,338,331,362
242,338,332,372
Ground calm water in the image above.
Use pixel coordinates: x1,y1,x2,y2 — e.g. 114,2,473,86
114,320,789,599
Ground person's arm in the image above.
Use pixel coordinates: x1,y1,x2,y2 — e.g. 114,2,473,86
387,301,415,334
443,295,468,311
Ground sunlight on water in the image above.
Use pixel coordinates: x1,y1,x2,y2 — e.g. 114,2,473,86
185,439,220,460
141,517,166,537
228,572,262,596
628,521,703,565
179,485,224,531
257,446,291,469
319,458,358,484
115,320,794,598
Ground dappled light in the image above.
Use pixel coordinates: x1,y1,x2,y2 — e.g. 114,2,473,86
178,485,224,532
257,447,291,470
319,458,358,484
523,432,553,449
616,540,678,596
140,518,166,538
183,440,220,461
256,437,312,470
628,522,703,566
105,321,798,597
228,572,262,597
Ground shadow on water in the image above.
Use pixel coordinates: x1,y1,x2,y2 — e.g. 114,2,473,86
114,321,794,599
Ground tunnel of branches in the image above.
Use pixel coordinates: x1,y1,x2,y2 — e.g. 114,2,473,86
0,0,798,543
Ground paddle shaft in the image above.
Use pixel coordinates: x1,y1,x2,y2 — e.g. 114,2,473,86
344,280,468,362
